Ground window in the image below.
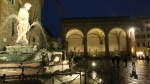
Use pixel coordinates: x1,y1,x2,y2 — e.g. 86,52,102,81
148,42,150,47
135,35,140,39
141,35,146,39
10,0,15,5
137,43,140,47
145,20,150,24
11,20,15,36
141,28,144,32
143,43,145,47
147,33,150,38
135,35,145,39
146,27,150,31
33,37,35,42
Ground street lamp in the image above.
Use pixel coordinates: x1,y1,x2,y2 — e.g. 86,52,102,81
92,62,96,67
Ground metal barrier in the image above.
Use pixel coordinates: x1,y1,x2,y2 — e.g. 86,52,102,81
0,69,82,84
0,59,121,84
42,71,82,84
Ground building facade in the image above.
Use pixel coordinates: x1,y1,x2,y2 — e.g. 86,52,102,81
61,17,136,57
134,16,150,57
0,0,51,50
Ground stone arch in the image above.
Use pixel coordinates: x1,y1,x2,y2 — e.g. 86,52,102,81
66,28,84,56
87,28,105,56
108,27,127,56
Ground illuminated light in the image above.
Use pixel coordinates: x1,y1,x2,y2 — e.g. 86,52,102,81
99,78,103,83
136,51,143,56
92,71,97,79
130,27,134,32
54,57,59,62
63,60,68,64
131,48,134,53
92,62,96,67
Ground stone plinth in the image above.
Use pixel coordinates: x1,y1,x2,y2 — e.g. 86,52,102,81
0,62,69,76
6,45,37,56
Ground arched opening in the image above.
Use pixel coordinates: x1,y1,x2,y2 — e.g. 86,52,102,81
66,29,84,56
87,28,105,57
108,28,127,57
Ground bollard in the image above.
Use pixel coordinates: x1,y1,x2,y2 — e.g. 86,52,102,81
84,70,86,84
36,72,38,80
52,76,54,84
80,70,81,84
22,73,24,84
3,74,5,84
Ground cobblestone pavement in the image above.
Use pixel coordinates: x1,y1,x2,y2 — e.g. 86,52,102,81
71,59,150,84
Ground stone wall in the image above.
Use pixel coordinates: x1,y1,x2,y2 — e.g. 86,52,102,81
0,0,19,49
21,0,44,21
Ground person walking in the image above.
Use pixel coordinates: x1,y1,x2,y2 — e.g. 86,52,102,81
116,56,120,67
131,56,136,68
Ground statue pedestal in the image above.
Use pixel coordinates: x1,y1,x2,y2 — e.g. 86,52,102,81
6,45,37,56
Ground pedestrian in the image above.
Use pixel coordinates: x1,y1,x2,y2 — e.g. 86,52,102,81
146,56,149,64
116,56,120,67
131,56,136,68
112,57,115,65
124,57,128,67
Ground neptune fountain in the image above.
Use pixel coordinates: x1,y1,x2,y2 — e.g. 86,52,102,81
0,3,39,62
0,3,69,76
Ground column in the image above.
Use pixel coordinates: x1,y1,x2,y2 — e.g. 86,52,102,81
105,33,109,57
126,34,131,56
83,37,88,57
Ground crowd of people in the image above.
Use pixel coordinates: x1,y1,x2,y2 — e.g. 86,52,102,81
111,55,150,68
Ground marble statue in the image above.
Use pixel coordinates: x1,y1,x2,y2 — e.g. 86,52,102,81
16,3,32,45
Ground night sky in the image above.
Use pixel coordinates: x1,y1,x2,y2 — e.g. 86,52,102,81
42,0,150,38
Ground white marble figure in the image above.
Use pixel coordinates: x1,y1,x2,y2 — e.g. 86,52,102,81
16,3,32,45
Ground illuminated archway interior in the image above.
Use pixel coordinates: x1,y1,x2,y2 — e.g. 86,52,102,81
66,29,84,56
108,28,127,56
87,28,105,56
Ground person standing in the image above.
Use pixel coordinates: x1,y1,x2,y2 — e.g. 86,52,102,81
112,56,115,66
131,56,136,68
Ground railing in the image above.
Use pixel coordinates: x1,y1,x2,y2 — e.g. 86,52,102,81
0,59,122,84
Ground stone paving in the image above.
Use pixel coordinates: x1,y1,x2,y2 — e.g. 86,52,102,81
70,58,150,84
0,58,150,84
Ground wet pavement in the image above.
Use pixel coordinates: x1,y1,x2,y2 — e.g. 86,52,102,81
70,58,150,84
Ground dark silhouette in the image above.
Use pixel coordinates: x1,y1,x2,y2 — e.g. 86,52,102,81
116,56,120,67
124,57,128,67
130,68,138,79
112,57,115,65
146,56,149,64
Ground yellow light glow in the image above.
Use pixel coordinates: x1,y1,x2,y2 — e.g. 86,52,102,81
92,62,96,66
130,27,134,32
136,51,143,56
